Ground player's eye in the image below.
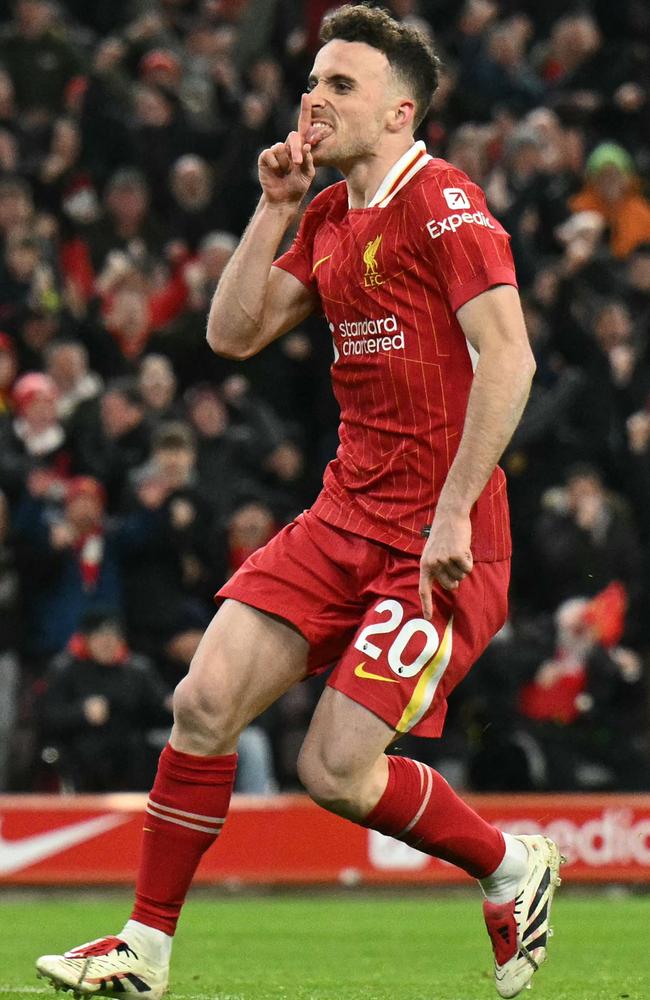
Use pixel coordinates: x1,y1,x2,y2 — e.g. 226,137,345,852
333,82,351,93
306,79,317,92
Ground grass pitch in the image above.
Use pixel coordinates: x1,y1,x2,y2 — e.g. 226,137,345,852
1,892,648,1000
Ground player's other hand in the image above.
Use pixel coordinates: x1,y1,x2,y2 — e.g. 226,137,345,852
258,94,315,209
419,510,473,618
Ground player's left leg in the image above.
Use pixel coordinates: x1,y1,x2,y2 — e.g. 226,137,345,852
299,688,561,999
298,553,562,1000
298,686,517,877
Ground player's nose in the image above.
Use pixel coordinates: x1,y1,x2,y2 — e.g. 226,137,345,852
303,87,324,110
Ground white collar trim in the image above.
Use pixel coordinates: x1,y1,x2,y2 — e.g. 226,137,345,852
365,141,431,209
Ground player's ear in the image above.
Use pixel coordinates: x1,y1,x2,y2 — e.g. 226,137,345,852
387,98,416,133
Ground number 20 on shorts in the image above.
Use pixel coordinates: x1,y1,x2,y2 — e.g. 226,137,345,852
354,600,440,678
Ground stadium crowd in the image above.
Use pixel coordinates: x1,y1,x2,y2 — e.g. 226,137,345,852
0,0,649,795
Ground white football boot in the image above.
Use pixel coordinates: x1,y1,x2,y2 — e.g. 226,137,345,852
36,936,168,998
483,835,563,998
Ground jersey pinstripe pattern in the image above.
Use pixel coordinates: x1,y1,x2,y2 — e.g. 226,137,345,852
274,149,516,560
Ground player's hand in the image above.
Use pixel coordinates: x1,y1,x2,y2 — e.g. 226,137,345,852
419,510,473,619
258,94,315,208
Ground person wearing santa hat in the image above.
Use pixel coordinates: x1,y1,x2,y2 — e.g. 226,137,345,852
0,370,71,503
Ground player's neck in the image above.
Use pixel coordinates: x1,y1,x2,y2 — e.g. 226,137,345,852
343,138,416,209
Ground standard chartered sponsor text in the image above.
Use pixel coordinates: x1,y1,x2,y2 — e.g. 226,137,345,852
333,314,405,357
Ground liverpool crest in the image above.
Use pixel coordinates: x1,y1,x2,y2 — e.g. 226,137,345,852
363,234,384,287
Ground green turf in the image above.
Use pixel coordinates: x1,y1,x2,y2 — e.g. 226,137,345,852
1,893,648,999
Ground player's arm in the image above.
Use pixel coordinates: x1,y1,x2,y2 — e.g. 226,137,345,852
206,96,318,360
419,284,535,616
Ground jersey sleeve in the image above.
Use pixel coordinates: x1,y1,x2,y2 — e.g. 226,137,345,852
272,187,333,293
414,168,518,313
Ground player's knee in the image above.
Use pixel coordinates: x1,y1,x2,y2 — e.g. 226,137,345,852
172,675,239,748
296,744,358,813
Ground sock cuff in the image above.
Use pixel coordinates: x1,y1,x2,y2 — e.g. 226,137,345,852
363,754,421,829
161,743,238,783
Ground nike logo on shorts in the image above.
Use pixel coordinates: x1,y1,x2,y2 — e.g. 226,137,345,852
354,662,400,683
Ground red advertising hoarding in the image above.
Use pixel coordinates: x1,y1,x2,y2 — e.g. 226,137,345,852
1,793,650,885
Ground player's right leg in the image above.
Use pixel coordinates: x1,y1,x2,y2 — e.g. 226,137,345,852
36,599,309,999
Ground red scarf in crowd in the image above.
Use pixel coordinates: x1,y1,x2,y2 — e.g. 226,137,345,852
74,530,105,591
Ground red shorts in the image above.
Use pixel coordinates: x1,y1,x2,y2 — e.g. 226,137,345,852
217,511,509,738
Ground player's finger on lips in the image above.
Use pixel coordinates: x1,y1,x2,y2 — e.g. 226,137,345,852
298,92,312,139
286,131,303,164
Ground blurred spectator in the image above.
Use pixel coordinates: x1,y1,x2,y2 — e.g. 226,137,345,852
122,421,225,666
0,176,35,251
13,471,167,661
227,500,277,576
130,83,199,213
45,339,102,421
0,0,84,119
0,228,60,330
38,608,172,791
137,353,181,423
532,464,643,623
0,371,70,502
569,143,650,259
96,248,189,361
70,378,151,509
171,231,238,384
516,591,648,790
184,382,264,519
168,155,228,251
31,117,97,225
184,230,238,312
457,15,543,122
83,168,167,277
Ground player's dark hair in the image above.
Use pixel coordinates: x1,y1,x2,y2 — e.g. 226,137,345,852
319,4,440,129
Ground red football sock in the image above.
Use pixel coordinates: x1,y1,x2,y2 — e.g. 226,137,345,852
364,755,505,878
131,743,237,935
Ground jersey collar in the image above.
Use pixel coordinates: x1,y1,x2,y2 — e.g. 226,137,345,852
366,141,431,209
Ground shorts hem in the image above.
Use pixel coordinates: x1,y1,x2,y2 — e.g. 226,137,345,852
326,675,444,739
216,583,313,646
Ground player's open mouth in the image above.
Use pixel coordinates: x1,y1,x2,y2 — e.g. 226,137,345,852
306,121,334,146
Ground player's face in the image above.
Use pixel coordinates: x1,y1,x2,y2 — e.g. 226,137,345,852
305,40,400,167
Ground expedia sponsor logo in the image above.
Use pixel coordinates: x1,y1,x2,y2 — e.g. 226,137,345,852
426,210,495,240
330,314,405,358
498,809,650,867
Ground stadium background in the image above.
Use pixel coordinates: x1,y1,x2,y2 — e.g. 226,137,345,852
0,0,649,813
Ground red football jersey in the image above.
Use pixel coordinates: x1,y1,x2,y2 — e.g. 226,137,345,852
274,142,517,560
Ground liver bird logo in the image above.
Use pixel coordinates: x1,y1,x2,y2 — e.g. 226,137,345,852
363,234,384,287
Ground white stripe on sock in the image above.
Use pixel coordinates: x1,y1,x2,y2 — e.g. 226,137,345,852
147,798,225,824
397,763,433,838
146,804,224,835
